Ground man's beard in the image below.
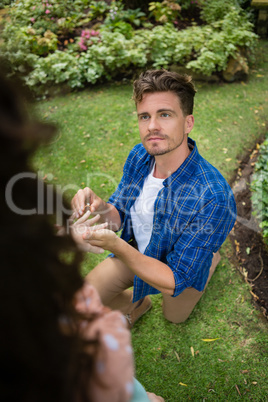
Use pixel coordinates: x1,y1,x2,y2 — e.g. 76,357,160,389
144,134,185,156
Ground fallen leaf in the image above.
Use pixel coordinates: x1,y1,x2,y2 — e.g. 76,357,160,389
234,239,240,253
174,350,180,362
179,382,187,387
235,384,241,396
217,128,222,132
190,346,194,357
225,158,232,162
80,160,86,163
201,338,220,342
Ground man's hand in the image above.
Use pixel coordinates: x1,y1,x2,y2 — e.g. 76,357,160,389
71,187,107,219
70,211,108,254
71,187,122,231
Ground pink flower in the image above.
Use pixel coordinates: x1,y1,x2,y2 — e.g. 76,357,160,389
45,9,50,14
82,30,91,39
32,6,36,10
78,41,87,51
30,17,35,23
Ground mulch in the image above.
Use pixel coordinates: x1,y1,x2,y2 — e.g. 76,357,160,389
229,135,268,321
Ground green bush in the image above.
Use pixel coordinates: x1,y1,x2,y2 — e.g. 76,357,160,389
0,0,15,8
0,0,258,93
251,138,268,246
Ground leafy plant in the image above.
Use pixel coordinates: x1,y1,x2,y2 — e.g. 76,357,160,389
89,0,110,19
149,0,181,23
119,8,146,27
104,1,145,28
0,0,15,8
103,20,134,39
251,138,268,245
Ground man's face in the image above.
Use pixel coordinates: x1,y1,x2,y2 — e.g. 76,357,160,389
136,91,194,156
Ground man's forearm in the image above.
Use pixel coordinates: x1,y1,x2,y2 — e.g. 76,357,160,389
112,237,175,295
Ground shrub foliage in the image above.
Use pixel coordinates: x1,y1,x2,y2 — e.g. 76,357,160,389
0,0,258,93
251,138,268,246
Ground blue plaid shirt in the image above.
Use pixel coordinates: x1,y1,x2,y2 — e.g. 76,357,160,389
108,138,237,303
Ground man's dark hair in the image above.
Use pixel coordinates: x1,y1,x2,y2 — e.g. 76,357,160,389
133,69,197,116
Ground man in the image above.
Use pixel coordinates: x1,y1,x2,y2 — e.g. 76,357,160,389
71,69,237,327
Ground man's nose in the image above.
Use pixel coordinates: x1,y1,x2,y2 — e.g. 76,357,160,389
148,116,160,131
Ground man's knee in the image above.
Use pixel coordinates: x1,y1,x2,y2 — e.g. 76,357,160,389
86,257,134,302
162,287,203,324
162,305,191,324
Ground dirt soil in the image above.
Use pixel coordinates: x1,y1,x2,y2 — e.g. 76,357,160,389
229,136,268,321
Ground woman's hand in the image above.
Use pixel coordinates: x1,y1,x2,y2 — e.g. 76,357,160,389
146,392,165,402
70,211,108,254
82,226,119,253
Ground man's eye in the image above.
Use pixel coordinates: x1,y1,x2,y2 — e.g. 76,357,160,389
161,113,170,118
139,115,149,120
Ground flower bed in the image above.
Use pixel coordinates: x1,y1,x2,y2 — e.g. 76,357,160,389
0,0,259,94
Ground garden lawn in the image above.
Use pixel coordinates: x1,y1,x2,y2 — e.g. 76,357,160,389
34,40,268,401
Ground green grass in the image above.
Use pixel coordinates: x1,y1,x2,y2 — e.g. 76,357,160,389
34,40,268,401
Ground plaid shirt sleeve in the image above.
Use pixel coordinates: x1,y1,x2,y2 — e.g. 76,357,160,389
167,196,236,297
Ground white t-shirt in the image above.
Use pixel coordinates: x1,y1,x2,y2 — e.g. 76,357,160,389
130,164,164,254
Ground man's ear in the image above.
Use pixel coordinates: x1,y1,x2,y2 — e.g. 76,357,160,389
185,115,194,134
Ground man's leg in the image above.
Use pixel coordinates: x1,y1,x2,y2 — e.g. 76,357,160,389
162,251,221,324
86,256,139,315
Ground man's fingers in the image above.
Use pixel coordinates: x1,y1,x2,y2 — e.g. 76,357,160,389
72,187,91,218
77,188,89,215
